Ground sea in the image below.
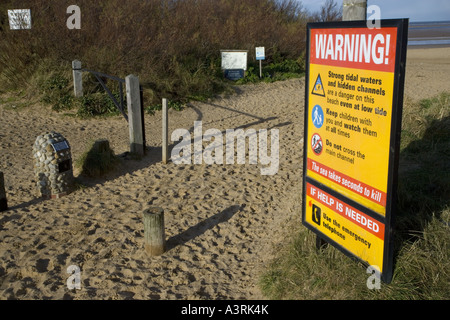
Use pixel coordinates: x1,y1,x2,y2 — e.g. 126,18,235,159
408,20,450,47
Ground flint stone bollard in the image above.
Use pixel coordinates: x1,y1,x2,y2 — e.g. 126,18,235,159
0,172,7,212
33,132,74,199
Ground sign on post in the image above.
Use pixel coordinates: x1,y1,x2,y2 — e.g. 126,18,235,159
256,47,265,78
256,47,265,60
302,19,408,283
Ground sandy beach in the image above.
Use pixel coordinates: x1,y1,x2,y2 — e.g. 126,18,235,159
0,46,449,300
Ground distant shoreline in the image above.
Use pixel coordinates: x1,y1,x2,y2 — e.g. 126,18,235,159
408,20,450,48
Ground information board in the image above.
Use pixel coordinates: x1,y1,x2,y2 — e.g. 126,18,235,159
302,19,408,283
220,50,248,71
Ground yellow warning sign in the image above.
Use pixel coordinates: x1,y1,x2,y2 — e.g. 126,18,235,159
303,20,409,284
307,64,394,216
305,182,385,272
311,74,326,97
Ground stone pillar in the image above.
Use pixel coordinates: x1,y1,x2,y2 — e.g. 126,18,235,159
33,132,74,199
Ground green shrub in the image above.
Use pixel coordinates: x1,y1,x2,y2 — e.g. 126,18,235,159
145,99,184,115
237,58,305,84
77,92,122,118
38,73,75,111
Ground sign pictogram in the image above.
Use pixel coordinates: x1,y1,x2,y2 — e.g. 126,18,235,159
311,74,326,97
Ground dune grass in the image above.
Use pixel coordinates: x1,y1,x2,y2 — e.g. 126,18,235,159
260,92,450,300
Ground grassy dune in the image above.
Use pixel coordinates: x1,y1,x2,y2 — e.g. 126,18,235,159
0,0,311,113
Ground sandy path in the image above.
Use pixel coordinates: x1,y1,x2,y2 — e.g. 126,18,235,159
0,78,304,300
0,47,449,300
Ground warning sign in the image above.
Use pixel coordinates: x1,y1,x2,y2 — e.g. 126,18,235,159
305,182,385,270
312,74,326,97
302,19,408,283
311,133,323,155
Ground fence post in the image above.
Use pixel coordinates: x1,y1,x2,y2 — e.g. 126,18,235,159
162,98,169,164
126,75,145,156
143,207,166,256
0,172,8,212
72,60,83,98
343,0,367,21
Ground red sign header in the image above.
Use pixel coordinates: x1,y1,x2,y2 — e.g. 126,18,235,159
310,27,398,73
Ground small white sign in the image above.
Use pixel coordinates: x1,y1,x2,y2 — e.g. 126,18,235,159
8,9,32,30
256,47,265,60
221,50,248,71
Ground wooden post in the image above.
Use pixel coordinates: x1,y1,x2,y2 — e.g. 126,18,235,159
259,60,262,78
72,60,83,98
140,85,146,153
162,98,169,164
343,0,367,21
126,75,145,156
143,207,165,256
0,172,8,212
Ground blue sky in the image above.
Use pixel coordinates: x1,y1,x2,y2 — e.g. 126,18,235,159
300,0,450,22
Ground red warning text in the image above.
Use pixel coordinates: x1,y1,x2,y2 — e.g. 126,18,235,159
310,27,397,73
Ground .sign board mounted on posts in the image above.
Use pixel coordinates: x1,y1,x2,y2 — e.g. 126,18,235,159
302,19,408,283
221,50,248,80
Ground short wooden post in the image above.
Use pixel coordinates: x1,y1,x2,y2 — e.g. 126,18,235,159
72,60,83,98
0,172,8,212
143,207,166,256
162,98,169,164
126,75,145,156
343,0,367,21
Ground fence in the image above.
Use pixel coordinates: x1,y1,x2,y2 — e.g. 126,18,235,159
72,60,145,156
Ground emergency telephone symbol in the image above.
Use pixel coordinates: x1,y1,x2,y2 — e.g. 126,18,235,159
312,204,322,226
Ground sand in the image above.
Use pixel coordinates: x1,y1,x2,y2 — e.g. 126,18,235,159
0,47,449,300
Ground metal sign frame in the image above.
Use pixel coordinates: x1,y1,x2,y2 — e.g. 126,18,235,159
302,19,408,283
